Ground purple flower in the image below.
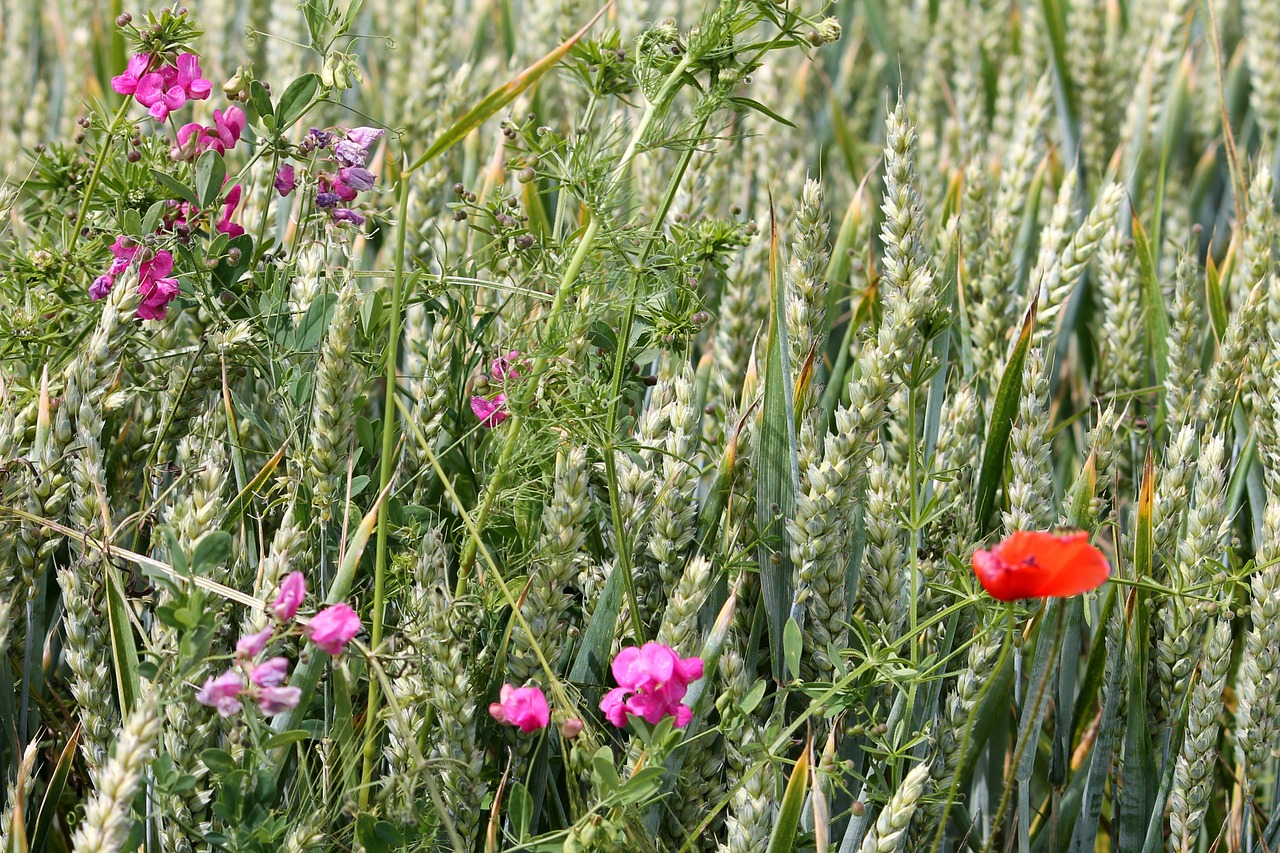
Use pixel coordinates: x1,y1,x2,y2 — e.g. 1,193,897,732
236,627,274,659
274,164,297,197
307,603,361,655
196,669,244,717
273,571,307,621
90,274,115,301
337,166,375,193
257,685,302,715
315,192,339,209
302,127,333,153
250,656,290,688
334,126,384,167
330,208,366,227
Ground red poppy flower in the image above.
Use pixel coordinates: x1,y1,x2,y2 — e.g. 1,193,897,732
971,530,1110,602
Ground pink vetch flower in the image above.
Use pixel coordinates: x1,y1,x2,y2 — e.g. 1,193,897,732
173,53,212,101
135,64,188,122
136,250,180,321
236,627,274,659
470,393,509,428
249,656,290,688
274,164,297,196
172,106,246,160
489,684,550,733
256,685,302,715
307,603,361,655
599,643,703,729
217,184,245,238
491,350,522,382
334,126,384,167
196,669,244,717
330,208,366,227
273,571,306,621
337,166,375,193
111,53,152,96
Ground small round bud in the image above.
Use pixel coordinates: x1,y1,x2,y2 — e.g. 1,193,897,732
559,718,584,739
73,131,86,144
518,167,536,184
516,234,535,249
453,209,468,221
127,149,141,162
851,801,866,817
453,182,465,195
116,12,132,26
227,247,242,265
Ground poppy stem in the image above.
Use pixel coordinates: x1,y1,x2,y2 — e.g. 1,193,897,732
981,602,1068,853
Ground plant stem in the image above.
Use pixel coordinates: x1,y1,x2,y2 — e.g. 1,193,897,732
357,161,412,809
69,96,135,248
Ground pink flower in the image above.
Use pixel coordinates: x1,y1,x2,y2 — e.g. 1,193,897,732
489,684,550,733
334,126,384,167
274,164,297,196
599,643,703,728
111,54,152,96
236,627,274,659
90,274,115,300
174,53,212,101
307,603,361,655
337,166,375,193
172,106,246,159
257,685,302,715
273,571,306,621
330,208,365,227
135,65,188,122
196,669,244,717
491,350,522,382
470,393,509,428
136,250,180,320
250,656,290,688
217,184,245,237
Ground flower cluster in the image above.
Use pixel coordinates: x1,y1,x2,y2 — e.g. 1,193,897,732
112,52,211,121
600,643,703,728
470,350,522,428
274,126,384,228
195,572,362,718
90,236,180,320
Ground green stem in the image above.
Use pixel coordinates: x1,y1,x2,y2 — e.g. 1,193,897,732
357,162,412,809
69,96,135,251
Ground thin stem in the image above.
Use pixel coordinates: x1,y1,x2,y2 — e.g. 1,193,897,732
69,97,135,248
357,160,412,809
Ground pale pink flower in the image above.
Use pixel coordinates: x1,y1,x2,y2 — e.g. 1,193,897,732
334,126,384,167
470,393,509,428
256,685,302,715
250,656,290,688
273,571,306,621
196,669,244,717
307,603,361,655
599,643,702,728
236,627,273,659
489,684,550,733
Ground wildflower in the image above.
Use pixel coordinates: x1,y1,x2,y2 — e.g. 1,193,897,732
173,53,212,101
135,250,180,320
249,657,290,688
337,166,375,193
307,603,361,655
172,106,246,159
470,393,509,428
488,684,550,733
89,274,115,301
135,65,188,122
315,192,339,209
971,530,1110,602
257,685,302,715
599,643,703,728
111,53,152,96
334,126,384,167
236,627,274,659
301,127,334,153
217,184,245,237
196,669,244,717
330,208,366,227
491,350,522,382
274,164,297,196
273,571,306,621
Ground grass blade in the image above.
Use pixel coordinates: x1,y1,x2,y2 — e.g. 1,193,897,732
766,735,811,853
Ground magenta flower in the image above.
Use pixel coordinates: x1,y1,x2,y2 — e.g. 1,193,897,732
236,627,274,659
174,53,212,101
307,603,361,655
196,669,244,717
330,208,366,227
489,684,550,733
250,656,290,688
334,126,384,167
599,643,703,728
217,184,245,237
257,685,302,715
491,350,522,382
470,393,509,428
136,250,180,320
274,164,297,196
111,54,152,96
173,106,246,159
273,571,306,621
337,166,375,193
135,65,188,122
89,274,115,301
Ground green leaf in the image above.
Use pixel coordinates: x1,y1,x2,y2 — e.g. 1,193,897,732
150,169,199,207
408,6,607,173
30,728,78,853
783,617,803,683
756,202,800,681
141,200,167,235
1205,253,1228,342
727,96,796,128
201,748,238,777
275,73,321,131
195,150,226,209
190,531,232,576
765,739,810,853
1067,603,1124,853
974,296,1037,533
1133,215,1170,388
249,80,273,119
262,729,312,750
508,783,533,841
104,562,140,713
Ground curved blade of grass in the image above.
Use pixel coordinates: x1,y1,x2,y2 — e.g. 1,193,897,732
757,199,800,680
974,295,1038,535
407,4,607,173
766,735,811,853
29,725,77,853
1119,452,1156,850
222,436,290,529
105,561,140,713
1133,215,1169,389
1067,603,1124,853
1038,0,1080,164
